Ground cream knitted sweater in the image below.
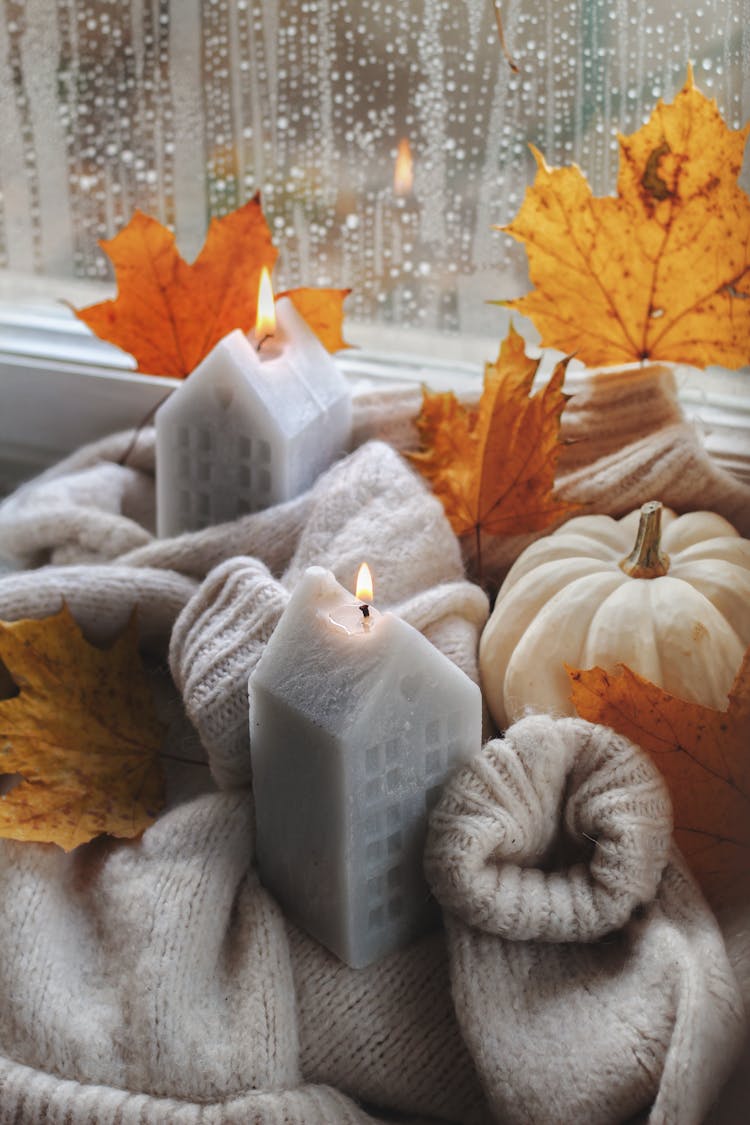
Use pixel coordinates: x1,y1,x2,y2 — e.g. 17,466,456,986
0,375,747,1124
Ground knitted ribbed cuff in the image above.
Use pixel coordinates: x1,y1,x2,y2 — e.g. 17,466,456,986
425,714,673,942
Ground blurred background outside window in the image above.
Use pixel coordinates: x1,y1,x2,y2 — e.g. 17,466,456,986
2,0,748,343
0,0,748,480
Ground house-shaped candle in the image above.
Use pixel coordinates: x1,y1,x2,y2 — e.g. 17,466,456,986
155,277,352,537
249,565,482,969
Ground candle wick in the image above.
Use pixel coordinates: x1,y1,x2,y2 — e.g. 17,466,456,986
359,603,371,631
256,333,272,352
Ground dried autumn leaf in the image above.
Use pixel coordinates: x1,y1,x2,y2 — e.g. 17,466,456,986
75,198,276,377
279,286,352,353
568,652,750,911
406,325,578,566
0,607,165,851
501,66,750,369
75,197,349,376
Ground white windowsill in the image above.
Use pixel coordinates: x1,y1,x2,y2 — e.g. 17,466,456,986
0,298,748,495
0,301,488,493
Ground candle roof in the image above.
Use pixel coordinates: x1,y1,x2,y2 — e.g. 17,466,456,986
251,567,481,742
156,298,350,443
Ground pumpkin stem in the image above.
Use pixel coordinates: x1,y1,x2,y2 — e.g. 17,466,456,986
620,500,670,578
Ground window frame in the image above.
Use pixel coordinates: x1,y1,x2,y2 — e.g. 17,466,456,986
1,297,748,498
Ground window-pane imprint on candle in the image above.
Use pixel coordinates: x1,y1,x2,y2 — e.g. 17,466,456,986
364,736,417,923
364,746,407,929
173,424,218,528
362,764,442,938
236,432,274,515
359,709,470,935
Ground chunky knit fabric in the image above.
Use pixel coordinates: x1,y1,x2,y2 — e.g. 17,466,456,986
425,715,746,1125
0,432,494,1124
0,375,746,1123
0,761,424,1124
0,564,197,650
167,441,488,788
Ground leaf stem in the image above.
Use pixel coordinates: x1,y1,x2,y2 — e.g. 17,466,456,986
475,523,483,583
117,389,173,467
491,2,519,73
159,751,210,769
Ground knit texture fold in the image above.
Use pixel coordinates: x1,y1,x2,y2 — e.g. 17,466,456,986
0,374,746,1123
426,715,746,1125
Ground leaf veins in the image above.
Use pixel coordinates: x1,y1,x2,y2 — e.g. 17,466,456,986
568,649,750,911
74,196,350,376
406,325,577,573
501,66,750,370
0,607,165,851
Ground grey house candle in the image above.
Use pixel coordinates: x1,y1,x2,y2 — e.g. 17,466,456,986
155,292,352,537
249,565,482,969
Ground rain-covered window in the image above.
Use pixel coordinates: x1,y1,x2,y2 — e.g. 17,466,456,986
1,0,747,346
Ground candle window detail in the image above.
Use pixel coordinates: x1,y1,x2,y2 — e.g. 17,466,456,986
249,565,482,969
155,270,352,537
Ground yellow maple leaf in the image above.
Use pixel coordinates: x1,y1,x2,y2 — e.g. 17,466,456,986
74,196,350,376
568,650,750,911
501,66,750,369
0,607,165,851
406,326,578,572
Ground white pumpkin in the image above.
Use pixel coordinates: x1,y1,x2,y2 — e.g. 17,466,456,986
479,502,750,730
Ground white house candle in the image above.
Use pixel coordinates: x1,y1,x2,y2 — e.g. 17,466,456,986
249,564,482,969
155,271,352,537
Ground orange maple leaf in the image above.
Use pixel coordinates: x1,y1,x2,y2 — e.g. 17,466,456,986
501,66,750,369
278,286,352,354
406,326,578,569
0,607,165,851
568,651,750,911
74,196,350,376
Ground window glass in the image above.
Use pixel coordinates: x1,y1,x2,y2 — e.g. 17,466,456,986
0,0,747,340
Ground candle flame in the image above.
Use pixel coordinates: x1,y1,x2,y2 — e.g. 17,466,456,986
255,267,276,337
394,138,414,197
356,562,374,603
